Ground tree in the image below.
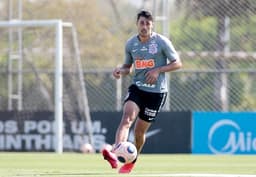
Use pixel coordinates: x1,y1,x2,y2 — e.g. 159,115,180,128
22,0,132,69
175,0,256,111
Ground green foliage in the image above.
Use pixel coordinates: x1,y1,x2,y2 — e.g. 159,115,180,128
1,1,255,111
231,15,256,51
168,10,256,111
171,15,256,52
22,0,129,69
170,73,216,111
171,17,217,51
169,72,256,111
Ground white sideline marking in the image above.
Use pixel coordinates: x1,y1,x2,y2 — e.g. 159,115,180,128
131,174,256,177
91,174,256,177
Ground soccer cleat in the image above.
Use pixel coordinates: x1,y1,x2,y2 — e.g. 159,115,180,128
102,148,118,169
118,162,135,174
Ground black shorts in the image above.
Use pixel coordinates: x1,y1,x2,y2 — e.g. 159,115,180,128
124,84,167,122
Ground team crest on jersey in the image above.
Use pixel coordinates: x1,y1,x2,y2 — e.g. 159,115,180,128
148,43,158,54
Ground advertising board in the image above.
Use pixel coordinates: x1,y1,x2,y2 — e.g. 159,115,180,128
192,112,256,154
0,111,191,153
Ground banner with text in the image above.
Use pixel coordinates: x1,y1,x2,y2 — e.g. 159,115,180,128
0,111,191,153
192,112,256,154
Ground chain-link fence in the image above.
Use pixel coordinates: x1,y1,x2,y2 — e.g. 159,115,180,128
0,0,255,113
169,0,256,111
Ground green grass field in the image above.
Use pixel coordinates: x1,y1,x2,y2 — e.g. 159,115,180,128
0,153,255,177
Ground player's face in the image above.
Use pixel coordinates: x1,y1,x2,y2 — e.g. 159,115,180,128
137,17,153,39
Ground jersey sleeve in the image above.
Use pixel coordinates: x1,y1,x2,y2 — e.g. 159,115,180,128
161,36,179,62
124,40,133,65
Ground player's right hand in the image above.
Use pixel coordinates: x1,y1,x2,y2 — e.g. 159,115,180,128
112,67,121,79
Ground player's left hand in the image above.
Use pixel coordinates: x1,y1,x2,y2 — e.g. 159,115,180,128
145,68,160,84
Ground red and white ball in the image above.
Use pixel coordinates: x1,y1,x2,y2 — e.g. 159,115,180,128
113,141,137,164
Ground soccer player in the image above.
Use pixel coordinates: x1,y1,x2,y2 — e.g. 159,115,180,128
102,10,182,173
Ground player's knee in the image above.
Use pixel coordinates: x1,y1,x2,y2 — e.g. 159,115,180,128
121,115,134,127
123,110,136,121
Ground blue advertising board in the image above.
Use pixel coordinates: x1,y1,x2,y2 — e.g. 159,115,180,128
192,112,256,154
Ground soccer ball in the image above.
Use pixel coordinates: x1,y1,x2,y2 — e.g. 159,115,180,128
80,143,95,154
113,141,137,164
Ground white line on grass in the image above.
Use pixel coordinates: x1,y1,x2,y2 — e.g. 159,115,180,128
95,174,256,177
84,174,256,177
131,174,256,177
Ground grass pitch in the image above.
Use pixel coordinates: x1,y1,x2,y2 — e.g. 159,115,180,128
0,153,255,177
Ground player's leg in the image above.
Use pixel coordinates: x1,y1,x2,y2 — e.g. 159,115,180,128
115,100,139,144
119,91,166,174
133,118,151,153
118,118,151,174
133,91,166,154
102,100,139,169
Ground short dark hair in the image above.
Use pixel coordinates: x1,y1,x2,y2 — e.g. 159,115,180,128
137,10,153,22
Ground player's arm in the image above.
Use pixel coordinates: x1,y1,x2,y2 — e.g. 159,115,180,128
158,37,182,73
145,59,182,84
158,58,182,73
113,40,133,79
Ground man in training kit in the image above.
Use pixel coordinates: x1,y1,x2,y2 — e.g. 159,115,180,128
102,10,182,174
